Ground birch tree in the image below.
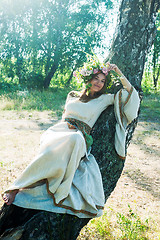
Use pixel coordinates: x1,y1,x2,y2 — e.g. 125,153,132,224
0,0,159,239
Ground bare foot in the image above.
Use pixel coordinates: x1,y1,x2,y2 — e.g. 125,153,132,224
2,189,19,205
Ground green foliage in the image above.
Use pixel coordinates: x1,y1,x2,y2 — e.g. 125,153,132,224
24,72,44,90
141,73,157,94
141,70,160,94
117,205,149,240
78,206,150,240
90,212,114,239
0,78,21,92
144,11,160,90
0,0,114,88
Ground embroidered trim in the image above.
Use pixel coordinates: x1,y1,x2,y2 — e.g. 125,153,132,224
119,89,123,127
65,118,91,135
45,179,104,217
124,86,134,107
65,118,93,150
119,86,133,128
117,86,134,158
116,152,126,160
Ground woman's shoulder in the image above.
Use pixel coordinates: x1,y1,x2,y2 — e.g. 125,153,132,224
99,93,115,104
100,93,114,98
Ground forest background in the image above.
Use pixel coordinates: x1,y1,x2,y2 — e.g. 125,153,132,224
0,0,160,239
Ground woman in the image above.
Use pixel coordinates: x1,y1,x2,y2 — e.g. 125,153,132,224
2,58,140,218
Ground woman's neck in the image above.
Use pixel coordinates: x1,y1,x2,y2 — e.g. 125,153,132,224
89,91,95,97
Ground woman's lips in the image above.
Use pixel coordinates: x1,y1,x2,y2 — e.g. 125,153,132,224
94,85,101,88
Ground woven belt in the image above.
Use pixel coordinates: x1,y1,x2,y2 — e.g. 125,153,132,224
65,118,93,150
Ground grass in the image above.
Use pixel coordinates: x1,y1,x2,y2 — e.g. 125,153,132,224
0,87,73,118
140,93,160,122
1,88,160,126
78,206,151,240
116,205,149,240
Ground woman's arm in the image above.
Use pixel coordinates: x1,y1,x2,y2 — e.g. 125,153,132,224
110,64,132,92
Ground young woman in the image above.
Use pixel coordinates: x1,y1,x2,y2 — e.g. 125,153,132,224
2,59,140,218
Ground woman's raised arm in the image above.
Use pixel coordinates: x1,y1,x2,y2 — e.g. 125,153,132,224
110,64,132,92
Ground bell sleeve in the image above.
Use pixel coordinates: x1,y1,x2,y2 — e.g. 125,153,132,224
114,86,140,159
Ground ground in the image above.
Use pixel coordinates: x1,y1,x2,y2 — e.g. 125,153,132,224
0,110,159,239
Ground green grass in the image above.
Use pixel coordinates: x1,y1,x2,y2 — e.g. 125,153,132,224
140,73,160,121
1,85,160,122
140,93,160,121
0,87,73,116
78,206,151,240
117,205,149,240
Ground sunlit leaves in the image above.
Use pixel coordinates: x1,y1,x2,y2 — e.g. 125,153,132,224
0,0,114,88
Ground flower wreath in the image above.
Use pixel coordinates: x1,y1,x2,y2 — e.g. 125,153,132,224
73,55,115,84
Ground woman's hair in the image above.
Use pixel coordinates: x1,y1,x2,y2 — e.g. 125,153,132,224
79,71,112,103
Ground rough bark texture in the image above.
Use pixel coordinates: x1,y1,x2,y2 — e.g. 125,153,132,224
0,0,159,239
106,0,159,90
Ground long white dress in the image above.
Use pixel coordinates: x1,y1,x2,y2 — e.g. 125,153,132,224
4,87,140,218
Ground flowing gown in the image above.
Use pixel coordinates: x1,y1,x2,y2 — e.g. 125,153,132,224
4,88,140,218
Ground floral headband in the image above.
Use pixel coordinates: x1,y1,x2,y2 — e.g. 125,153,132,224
73,55,114,83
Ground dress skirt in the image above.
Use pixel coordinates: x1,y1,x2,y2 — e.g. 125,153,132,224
7,122,105,218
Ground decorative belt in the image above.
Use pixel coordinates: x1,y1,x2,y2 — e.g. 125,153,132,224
65,118,93,150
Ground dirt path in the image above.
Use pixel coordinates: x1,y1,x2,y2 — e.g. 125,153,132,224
0,110,160,237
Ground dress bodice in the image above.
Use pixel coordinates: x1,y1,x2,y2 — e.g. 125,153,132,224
62,92,115,128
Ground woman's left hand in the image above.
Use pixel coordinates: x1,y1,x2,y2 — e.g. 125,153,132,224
109,63,132,92
109,64,123,76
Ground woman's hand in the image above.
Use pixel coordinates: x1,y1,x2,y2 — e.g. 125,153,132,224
109,64,123,76
109,63,132,92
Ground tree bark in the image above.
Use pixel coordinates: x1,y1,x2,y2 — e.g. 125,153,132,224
0,0,159,239
105,0,159,90
43,28,62,89
66,70,74,85
43,61,59,89
153,65,160,88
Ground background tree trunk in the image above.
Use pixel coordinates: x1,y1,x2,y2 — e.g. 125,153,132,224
43,28,62,89
153,65,160,88
0,0,159,239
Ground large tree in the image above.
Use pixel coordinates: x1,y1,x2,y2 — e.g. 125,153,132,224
0,0,159,239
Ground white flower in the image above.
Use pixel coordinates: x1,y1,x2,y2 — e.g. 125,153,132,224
80,69,87,76
86,70,92,76
73,71,77,77
93,68,99,74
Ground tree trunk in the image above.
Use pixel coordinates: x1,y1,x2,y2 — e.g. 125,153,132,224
0,0,159,239
43,61,59,89
66,70,74,85
105,0,159,90
43,28,62,89
12,22,24,85
153,65,160,88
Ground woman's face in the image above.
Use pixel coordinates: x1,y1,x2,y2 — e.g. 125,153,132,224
89,73,106,94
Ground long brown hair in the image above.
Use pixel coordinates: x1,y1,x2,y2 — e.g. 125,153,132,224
79,71,112,103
